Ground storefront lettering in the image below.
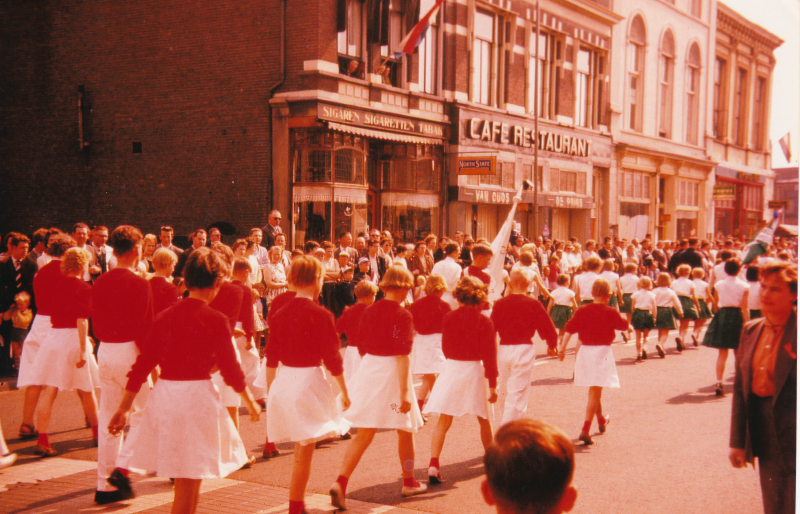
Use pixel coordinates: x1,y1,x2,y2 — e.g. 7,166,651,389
469,118,591,157
553,195,585,209
322,105,361,123
318,103,449,139
364,113,415,132
475,190,511,204
419,122,444,137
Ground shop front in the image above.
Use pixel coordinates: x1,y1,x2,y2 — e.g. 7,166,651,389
284,102,449,246
713,166,767,241
447,108,612,243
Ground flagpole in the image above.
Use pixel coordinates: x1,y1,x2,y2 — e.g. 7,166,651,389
532,0,540,238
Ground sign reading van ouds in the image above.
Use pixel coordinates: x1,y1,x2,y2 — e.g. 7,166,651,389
457,156,496,175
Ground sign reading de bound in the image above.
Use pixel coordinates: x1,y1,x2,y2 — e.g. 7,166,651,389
457,156,496,175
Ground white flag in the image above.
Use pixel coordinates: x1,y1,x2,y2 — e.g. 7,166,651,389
487,186,524,304
779,132,792,162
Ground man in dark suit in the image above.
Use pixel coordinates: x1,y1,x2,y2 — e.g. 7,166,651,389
156,226,184,256
173,229,207,280
261,210,283,249
334,231,359,265
730,261,797,514
597,237,623,271
0,233,36,374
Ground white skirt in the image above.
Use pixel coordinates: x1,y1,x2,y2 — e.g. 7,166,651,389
123,379,247,479
17,314,50,388
574,345,620,388
267,366,349,445
344,354,423,432
423,360,489,419
412,333,445,375
25,327,95,392
342,346,362,386
210,337,243,407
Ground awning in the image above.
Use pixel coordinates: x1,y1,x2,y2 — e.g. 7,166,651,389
293,185,367,204
775,224,798,237
328,121,442,145
382,191,440,208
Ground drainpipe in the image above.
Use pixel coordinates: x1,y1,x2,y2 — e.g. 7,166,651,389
267,0,286,235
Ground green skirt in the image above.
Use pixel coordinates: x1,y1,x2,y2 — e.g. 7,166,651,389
697,299,713,319
750,309,762,319
550,305,573,330
678,295,698,320
655,306,677,330
608,294,619,309
619,293,633,313
631,308,655,331
702,307,744,350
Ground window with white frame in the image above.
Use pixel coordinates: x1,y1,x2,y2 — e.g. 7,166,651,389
685,43,701,145
734,68,747,146
417,0,440,94
472,9,495,105
658,31,674,139
379,0,405,87
752,77,766,150
576,48,591,128
678,180,700,207
528,31,562,120
621,170,651,200
627,16,646,132
338,0,362,58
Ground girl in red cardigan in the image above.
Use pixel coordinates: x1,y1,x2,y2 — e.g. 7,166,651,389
558,278,628,445
424,276,498,483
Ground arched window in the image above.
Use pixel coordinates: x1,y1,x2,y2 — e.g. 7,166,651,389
628,16,646,132
685,43,701,144
658,30,674,138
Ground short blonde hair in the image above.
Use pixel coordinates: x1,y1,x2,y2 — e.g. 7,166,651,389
424,274,448,295
509,267,533,289
691,268,705,279
584,256,602,271
591,278,612,297
61,247,91,275
602,259,615,272
638,276,652,290
454,276,488,307
354,280,379,299
656,273,672,287
379,263,414,290
289,255,323,288
676,264,691,277
233,257,252,275
152,247,178,271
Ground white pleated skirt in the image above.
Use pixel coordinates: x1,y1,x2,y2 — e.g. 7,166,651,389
344,354,423,432
123,379,247,479
267,365,349,445
574,345,620,388
253,357,267,392
423,359,489,418
25,327,95,392
342,346,362,386
17,314,49,388
412,333,445,375
210,336,243,407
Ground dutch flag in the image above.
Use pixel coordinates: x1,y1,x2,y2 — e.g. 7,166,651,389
393,0,445,59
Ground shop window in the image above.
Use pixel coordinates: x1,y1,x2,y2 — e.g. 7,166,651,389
677,212,698,238
418,0,440,94
480,164,502,186
685,43,701,145
627,16,646,132
713,57,727,140
658,31,674,139
742,184,763,211
752,77,766,150
620,202,649,240
550,170,586,194
733,68,748,146
338,0,364,77
380,143,442,192
382,203,438,242
293,129,367,185
621,170,650,200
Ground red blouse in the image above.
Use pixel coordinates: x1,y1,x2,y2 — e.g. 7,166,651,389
150,276,181,316
358,299,415,357
208,282,243,333
50,276,92,329
335,302,369,348
267,290,297,327
231,280,255,338
126,298,244,392
410,295,452,335
92,268,154,346
564,303,628,346
491,294,558,349
442,306,498,388
265,297,343,376
32,259,63,316
467,266,491,285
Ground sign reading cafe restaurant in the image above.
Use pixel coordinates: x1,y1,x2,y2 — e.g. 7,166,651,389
467,118,592,157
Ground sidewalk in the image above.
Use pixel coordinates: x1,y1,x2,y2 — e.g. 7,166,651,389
0,457,434,514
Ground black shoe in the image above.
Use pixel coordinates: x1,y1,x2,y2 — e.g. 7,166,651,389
675,337,684,352
641,349,648,360
94,489,133,505
621,332,628,343
656,345,666,358
107,469,134,499
715,383,724,396
691,334,699,347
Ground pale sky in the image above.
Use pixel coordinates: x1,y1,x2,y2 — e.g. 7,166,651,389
720,0,800,168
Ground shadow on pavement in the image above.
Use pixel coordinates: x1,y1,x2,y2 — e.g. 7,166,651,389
530,377,573,386
8,487,97,514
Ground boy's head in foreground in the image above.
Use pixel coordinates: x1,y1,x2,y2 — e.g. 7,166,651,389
483,419,577,514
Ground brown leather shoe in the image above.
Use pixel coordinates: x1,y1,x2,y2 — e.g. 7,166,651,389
578,431,594,445
598,414,611,434
18,423,38,440
34,444,57,457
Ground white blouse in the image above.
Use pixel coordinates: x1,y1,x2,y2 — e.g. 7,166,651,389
715,277,749,308
693,279,710,301
631,289,656,311
574,271,599,300
671,277,695,297
653,286,682,311
551,286,576,306
620,273,640,294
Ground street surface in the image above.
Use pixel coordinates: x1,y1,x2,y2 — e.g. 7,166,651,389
0,328,764,514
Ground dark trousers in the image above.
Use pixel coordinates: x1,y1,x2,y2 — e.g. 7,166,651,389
750,395,796,514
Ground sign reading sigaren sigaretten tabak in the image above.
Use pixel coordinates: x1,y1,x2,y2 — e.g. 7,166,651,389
317,103,449,139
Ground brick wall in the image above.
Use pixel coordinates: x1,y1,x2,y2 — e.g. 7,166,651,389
0,0,284,239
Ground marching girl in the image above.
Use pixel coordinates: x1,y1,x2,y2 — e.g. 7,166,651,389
330,264,425,510
335,280,379,385
557,279,628,445
409,274,452,414
702,259,749,397
266,255,350,514
424,276,498,483
230,258,262,416
27,247,99,456
691,268,714,346
599,259,626,342
652,274,684,358
573,256,602,305
108,248,260,514
745,266,763,319
546,274,578,349
630,277,657,362
619,263,640,340
671,264,701,352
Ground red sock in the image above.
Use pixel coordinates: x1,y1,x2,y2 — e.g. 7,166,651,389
38,433,49,447
116,468,130,478
403,476,419,488
91,425,99,438
429,457,440,469
288,500,304,514
417,399,424,411
264,441,277,452
336,475,349,495
597,414,607,426
582,420,591,433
